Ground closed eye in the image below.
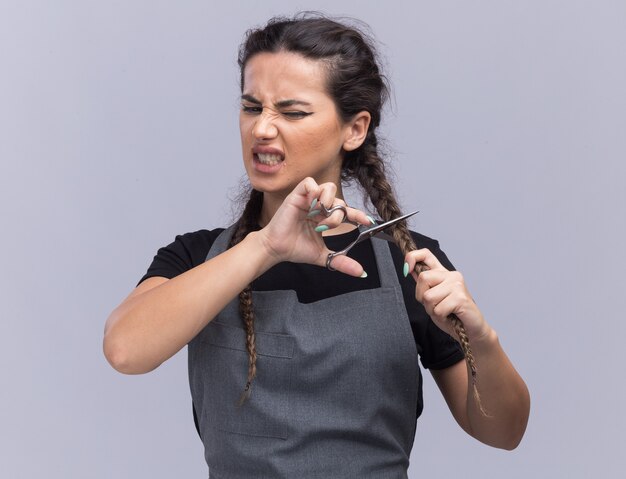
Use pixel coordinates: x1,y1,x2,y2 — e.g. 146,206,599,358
241,104,313,119
241,105,262,114
282,111,313,119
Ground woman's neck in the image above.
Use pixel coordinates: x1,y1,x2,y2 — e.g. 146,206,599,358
258,193,285,227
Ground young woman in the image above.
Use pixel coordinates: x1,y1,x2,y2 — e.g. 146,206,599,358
104,14,530,477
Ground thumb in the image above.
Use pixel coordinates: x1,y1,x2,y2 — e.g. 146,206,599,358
325,254,368,278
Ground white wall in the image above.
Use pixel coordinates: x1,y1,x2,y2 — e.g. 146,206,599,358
1,1,624,477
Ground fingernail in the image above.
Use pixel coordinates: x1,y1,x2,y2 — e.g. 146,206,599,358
367,215,377,225
403,262,409,277
307,209,321,218
360,271,368,278
310,198,318,209
315,225,329,232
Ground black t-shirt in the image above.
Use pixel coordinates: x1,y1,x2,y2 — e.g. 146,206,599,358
139,227,464,371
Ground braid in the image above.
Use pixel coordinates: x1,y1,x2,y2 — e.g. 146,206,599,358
237,287,257,405
237,12,489,413
228,188,263,405
349,133,488,415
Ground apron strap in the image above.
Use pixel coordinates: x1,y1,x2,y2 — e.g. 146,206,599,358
371,237,403,291
205,224,237,262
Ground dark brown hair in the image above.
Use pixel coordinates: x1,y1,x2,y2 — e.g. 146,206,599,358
231,13,484,413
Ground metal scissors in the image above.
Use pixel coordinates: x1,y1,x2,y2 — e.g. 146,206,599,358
320,204,419,271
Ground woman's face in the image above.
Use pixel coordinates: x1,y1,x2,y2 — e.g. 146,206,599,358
239,51,354,198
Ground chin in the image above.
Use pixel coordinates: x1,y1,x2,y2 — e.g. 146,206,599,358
247,178,289,197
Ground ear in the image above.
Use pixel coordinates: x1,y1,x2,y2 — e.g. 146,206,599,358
342,111,371,152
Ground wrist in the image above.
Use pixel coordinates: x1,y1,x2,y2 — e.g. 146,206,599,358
244,230,282,272
471,325,499,349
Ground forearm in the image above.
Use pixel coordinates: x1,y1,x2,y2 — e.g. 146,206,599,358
465,328,530,449
103,231,276,374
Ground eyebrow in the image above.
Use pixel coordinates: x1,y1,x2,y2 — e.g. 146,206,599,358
241,94,312,108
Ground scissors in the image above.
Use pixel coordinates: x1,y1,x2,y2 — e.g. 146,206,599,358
319,203,418,271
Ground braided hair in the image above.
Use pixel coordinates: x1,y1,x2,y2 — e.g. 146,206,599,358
233,13,485,413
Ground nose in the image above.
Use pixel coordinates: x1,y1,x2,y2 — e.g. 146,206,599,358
252,110,278,140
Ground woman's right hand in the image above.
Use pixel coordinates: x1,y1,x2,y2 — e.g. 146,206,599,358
256,177,372,277
104,177,371,374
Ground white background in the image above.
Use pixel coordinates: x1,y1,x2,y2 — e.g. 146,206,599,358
1,1,624,477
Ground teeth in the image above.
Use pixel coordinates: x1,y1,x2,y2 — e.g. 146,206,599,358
257,153,283,165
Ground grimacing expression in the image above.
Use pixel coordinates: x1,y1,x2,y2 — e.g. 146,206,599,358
239,51,360,198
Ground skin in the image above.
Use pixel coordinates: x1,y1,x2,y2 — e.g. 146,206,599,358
103,50,529,451
405,249,530,449
239,51,371,230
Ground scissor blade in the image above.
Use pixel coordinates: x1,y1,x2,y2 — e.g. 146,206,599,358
367,210,418,236
356,210,419,244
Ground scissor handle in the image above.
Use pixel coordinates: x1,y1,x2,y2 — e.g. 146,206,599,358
325,225,373,271
319,202,348,220
324,210,419,271
326,252,338,271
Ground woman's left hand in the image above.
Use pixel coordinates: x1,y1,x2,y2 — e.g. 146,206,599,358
404,248,491,342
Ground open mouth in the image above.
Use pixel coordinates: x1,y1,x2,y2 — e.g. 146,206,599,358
255,153,284,166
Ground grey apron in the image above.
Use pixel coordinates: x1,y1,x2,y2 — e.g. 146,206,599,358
188,226,420,478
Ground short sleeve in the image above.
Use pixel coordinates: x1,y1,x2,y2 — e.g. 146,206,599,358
137,228,224,286
390,231,465,370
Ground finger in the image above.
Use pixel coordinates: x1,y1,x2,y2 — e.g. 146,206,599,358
344,206,375,226
320,202,348,224
292,177,322,211
414,269,449,303
310,204,345,229
316,199,351,231
420,278,455,311
316,182,338,216
324,253,367,278
405,248,446,279
430,294,463,323
417,269,449,288
288,177,327,213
